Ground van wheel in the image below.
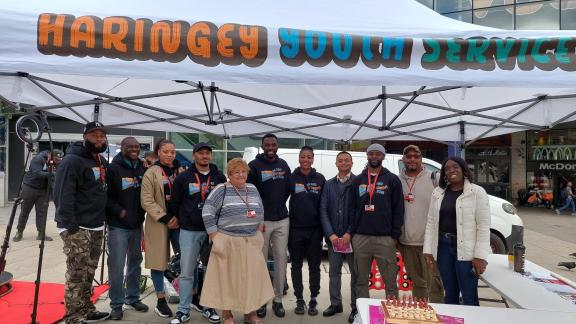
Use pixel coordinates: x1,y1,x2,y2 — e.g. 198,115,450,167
490,232,506,254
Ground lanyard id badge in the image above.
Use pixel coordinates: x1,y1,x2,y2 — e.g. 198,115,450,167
403,169,422,203
365,169,380,212
195,173,211,209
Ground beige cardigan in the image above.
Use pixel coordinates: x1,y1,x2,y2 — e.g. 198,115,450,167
141,165,172,271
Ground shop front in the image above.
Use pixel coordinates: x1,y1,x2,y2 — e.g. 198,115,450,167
523,124,576,208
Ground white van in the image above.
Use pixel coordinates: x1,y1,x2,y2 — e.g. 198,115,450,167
243,147,524,254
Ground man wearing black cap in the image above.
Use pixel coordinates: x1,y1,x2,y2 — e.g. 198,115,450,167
54,121,110,324
13,149,63,242
351,143,404,303
170,143,226,324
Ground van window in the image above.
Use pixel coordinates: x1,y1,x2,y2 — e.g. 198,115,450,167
398,161,440,173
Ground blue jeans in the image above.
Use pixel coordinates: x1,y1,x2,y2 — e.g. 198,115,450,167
436,235,479,306
107,226,143,309
558,197,576,213
178,229,207,314
150,228,181,293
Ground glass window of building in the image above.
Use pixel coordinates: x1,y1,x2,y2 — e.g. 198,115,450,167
516,0,560,30
435,0,472,13
473,5,515,29
416,0,435,8
561,0,576,29
445,10,473,22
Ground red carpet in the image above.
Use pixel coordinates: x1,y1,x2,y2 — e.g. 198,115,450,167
0,281,109,324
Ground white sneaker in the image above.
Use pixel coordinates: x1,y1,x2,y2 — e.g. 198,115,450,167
171,311,190,324
555,209,561,215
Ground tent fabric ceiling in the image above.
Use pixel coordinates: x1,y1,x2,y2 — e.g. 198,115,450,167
0,0,575,143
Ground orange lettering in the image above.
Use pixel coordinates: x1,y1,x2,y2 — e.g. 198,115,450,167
150,21,181,54
239,26,260,59
217,24,235,58
187,23,211,58
134,19,145,52
70,16,96,48
38,13,66,47
103,17,128,52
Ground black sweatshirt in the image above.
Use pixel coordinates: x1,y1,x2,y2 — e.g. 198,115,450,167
351,167,405,239
23,150,52,190
289,167,326,228
156,160,181,224
54,141,108,231
172,163,227,231
248,153,291,221
106,154,146,229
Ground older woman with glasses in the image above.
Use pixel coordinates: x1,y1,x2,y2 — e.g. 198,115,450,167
201,158,274,324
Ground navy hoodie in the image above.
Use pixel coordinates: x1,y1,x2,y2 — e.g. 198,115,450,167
171,163,227,231
106,154,146,229
54,141,109,231
248,153,291,221
289,167,326,228
351,166,405,239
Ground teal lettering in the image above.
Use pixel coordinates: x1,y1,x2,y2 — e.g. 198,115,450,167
382,38,404,61
466,38,489,64
532,38,550,64
446,40,461,64
422,39,440,63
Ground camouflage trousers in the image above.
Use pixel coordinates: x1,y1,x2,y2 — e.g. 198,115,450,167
61,228,103,324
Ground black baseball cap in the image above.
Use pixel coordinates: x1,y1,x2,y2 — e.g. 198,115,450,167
83,121,107,134
193,142,212,153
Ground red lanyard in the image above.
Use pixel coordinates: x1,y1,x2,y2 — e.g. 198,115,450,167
95,155,106,184
367,168,381,204
194,173,211,202
231,184,250,210
160,167,174,193
403,169,422,194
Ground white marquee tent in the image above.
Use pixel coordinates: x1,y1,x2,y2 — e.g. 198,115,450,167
0,0,575,147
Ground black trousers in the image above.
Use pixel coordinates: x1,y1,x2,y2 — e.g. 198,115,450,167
288,227,323,300
17,184,49,233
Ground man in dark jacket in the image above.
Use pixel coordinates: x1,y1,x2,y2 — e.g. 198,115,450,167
351,143,404,301
288,146,325,316
319,151,358,323
248,134,291,318
53,121,110,324
170,143,226,324
13,149,63,242
106,137,149,320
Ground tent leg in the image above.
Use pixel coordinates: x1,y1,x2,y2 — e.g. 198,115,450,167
459,121,465,159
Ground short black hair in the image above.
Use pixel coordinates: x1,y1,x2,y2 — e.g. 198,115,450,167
154,139,175,155
439,156,474,189
261,133,278,144
120,136,138,147
300,145,314,156
336,151,352,160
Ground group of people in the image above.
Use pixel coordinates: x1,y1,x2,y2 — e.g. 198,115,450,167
20,120,491,324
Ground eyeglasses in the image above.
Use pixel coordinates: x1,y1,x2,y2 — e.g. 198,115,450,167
231,171,247,176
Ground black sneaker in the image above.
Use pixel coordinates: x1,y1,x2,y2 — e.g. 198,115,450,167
170,311,191,324
272,301,285,318
13,231,23,242
155,298,173,318
109,308,123,321
256,304,267,318
125,300,149,312
202,308,221,323
322,304,343,317
294,299,306,315
348,308,358,323
86,311,110,322
308,298,318,316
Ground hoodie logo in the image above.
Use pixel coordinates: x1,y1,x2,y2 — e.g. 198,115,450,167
92,167,101,181
188,181,215,196
261,168,286,182
121,177,140,190
359,182,388,196
295,182,321,194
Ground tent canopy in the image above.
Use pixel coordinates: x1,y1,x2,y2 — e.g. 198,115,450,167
1,0,575,144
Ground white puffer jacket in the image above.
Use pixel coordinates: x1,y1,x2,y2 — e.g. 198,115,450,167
423,180,491,261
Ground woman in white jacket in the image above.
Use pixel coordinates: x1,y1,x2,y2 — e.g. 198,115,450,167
423,157,490,306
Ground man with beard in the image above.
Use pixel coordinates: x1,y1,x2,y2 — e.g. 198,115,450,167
248,134,291,318
106,137,149,320
398,145,444,303
54,121,110,324
170,143,226,324
288,146,325,317
351,144,404,301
